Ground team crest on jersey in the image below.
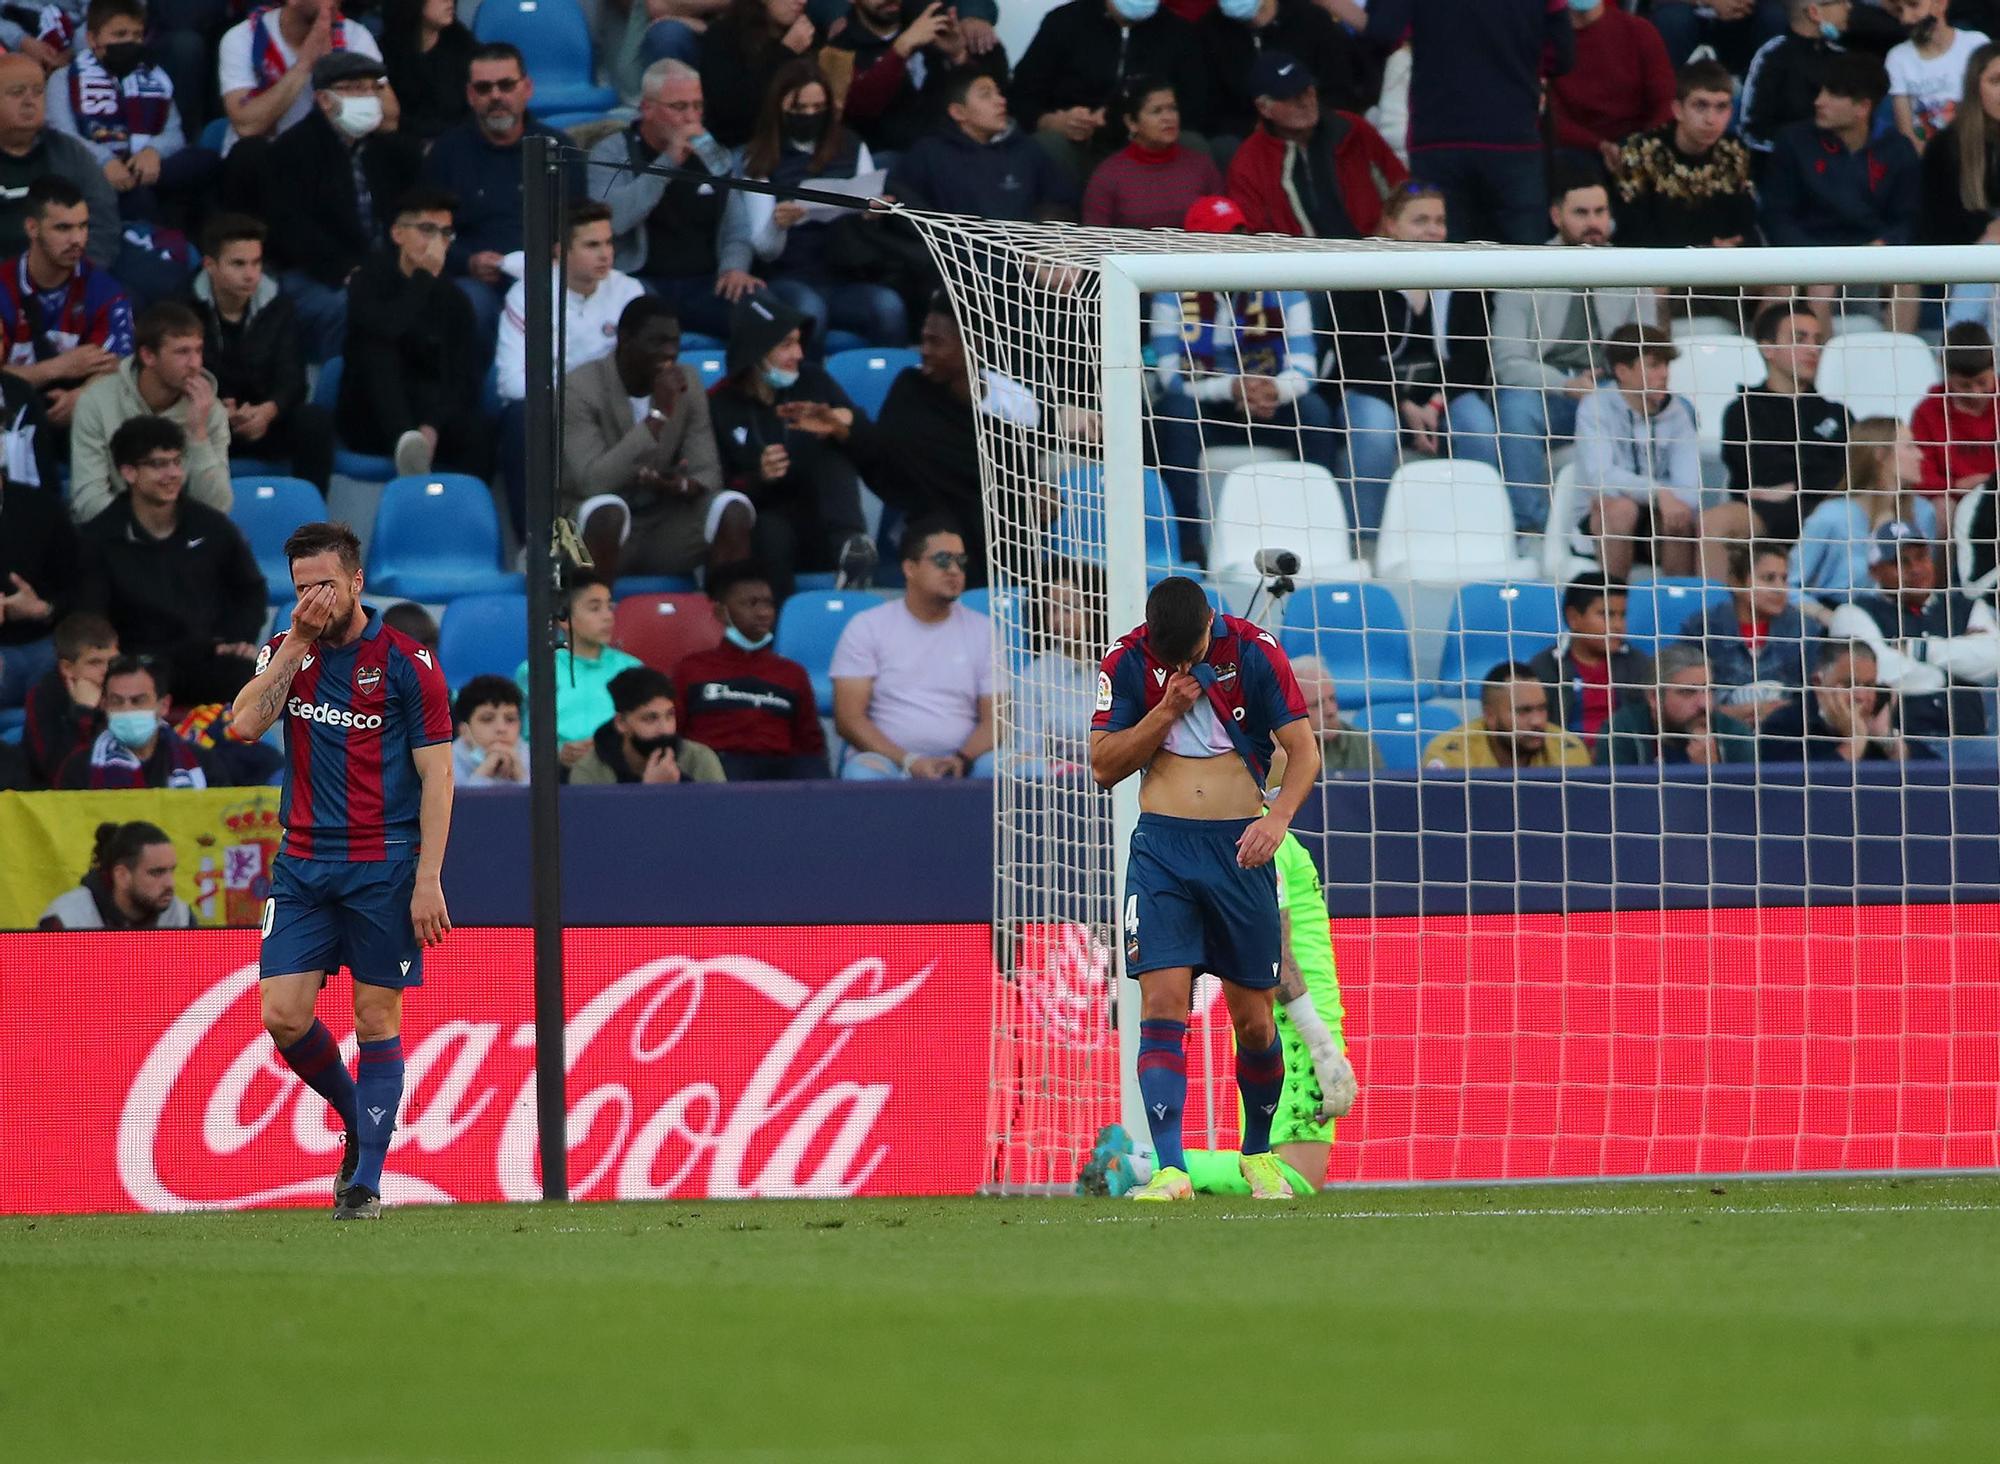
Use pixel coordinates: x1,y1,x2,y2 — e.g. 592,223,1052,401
1215,662,1238,682
355,665,383,696
1095,671,1113,712
254,644,271,675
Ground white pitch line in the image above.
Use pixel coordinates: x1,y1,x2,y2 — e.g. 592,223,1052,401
1075,1200,2000,1223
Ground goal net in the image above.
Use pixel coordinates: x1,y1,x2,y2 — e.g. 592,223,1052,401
895,210,2000,1192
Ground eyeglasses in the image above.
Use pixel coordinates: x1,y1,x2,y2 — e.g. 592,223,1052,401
925,551,970,571
470,77,521,96
404,221,458,241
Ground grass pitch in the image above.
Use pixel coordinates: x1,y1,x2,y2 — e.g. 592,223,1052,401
3,1177,1996,1463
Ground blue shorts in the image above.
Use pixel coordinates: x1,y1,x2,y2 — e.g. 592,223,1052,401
1122,812,1281,990
260,854,424,989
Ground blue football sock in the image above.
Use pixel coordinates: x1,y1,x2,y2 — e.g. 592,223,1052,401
1237,1034,1286,1156
352,1036,405,1195
1137,1018,1189,1172
277,1019,358,1135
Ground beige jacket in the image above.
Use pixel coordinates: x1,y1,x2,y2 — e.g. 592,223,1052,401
68,357,233,523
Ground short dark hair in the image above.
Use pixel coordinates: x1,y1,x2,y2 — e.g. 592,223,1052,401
109,415,184,470
25,173,85,220
283,521,363,573
566,200,614,239
54,611,117,661
1548,161,1605,209
561,569,611,615
453,674,524,726
617,293,679,340
608,665,675,716
1943,321,1995,380
381,601,439,648
104,652,166,698
1819,51,1890,107
200,212,266,261
1752,302,1818,345
1562,571,1627,619
1725,539,1789,583
86,0,146,34
1116,74,1173,124
135,300,204,357
1481,660,1540,701
90,819,170,879
1676,59,1734,103
1145,575,1213,666
392,186,459,224
705,560,771,603
1606,321,1677,369
941,68,996,112
900,513,962,564
470,40,526,71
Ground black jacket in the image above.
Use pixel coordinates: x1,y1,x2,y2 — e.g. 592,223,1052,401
1741,33,1838,154
1327,285,1493,399
0,474,76,650
75,498,267,659
698,16,820,149
23,666,101,788
1721,387,1851,501
179,275,308,415
338,251,484,450
1919,123,2000,245
1010,1,1213,139
707,359,860,499
1527,643,1654,740
1203,0,1380,138
383,20,475,142
263,110,423,286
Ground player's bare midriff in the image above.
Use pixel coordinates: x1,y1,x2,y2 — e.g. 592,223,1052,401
1139,749,1265,820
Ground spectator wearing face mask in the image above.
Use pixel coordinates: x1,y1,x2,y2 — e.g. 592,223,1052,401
1203,0,1383,143
674,562,827,780
450,674,531,786
53,653,213,788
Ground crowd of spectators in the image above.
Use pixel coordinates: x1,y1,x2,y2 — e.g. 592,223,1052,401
4,0,2000,806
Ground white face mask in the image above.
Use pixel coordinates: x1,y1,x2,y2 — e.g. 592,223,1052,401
332,94,383,140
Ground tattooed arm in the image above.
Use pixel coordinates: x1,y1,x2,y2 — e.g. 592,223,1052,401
230,585,336,740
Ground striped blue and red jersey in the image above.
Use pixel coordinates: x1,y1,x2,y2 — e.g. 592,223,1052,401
1092,613,1308,785
258,608,452,861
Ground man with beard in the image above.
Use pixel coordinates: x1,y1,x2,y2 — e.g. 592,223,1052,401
0,174,128,433
1596,643,1756,765
230,518,456,1222
1423,660,1592,770
567,665,726,784
37,820,193,929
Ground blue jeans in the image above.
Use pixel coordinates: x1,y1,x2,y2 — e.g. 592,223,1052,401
1338,389,1502,535
641,18,702,65
1495,385,1583,534
0,636,55,709
843,750,996,780
1645,2,1786,71
1152,386,1342,566
768,274,910,351
1411,147,1548,246
280,269,348,362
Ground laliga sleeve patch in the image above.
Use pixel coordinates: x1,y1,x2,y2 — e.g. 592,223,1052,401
1096,671,1113,712
255,644,272,675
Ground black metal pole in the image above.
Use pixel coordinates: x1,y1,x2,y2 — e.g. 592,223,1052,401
522,134,567,1202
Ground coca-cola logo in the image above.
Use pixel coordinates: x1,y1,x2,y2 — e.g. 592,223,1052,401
114,946,957,1211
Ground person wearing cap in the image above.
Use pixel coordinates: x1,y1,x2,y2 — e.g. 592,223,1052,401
707,290,875,602
1148,193,1341,568
1202,0,1384,144
261,49,421,363
1080,74,1220,230
1573,321,1701,580
1827,520,1999,739
218,0,387,150
1009,0,1214,187
1222,48,1406,239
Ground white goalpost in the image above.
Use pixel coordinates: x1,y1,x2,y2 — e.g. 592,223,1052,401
899,207,2000,1193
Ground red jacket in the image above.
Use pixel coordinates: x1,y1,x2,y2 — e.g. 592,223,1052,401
1224,111,1408,239
1910,382,2000,492
1549,6,1674,153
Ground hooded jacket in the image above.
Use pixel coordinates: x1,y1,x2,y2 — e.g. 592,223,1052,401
886,121,1076,222
1223,110,1406,238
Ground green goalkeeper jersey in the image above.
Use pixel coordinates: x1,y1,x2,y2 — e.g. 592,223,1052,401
1273,831,1344,1044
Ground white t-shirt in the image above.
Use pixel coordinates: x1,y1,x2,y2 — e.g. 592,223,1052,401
216,11,383,153
829,600,993,758
496,257,648,401
1887,29,1990,142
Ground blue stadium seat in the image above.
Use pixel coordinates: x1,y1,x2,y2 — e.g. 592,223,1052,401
1433,582,1563,697
684,349,728,390
309,357,397,481
615,575,700,596
680,331,724,352
776,589,890,712
229,474,321,603
1049,464,1182,576
823,329,869,355
826,347,919,418
1350,700,1465,772
366,475,524,600
437,593,530,687
0,706,24,743
471,0,618,116
199,115,227,152
1624,577,1732,655
1278,582,1418,707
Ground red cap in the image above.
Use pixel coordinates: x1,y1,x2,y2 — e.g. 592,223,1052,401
1183,196,1248,235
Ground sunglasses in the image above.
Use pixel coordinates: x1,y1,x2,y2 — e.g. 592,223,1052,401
924,551,970,570
470,77,521,96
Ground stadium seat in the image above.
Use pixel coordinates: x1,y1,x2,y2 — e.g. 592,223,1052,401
1665,333,1765,452
309,357,397,481
1816,332,1940,423
826,347,919,418
199,116,228,152
229,475,321,603
613,592,722,679
1432,581,1562,697
680,331,724,352
1350,700,1465,772
1373,460,1536,584
437,593,530,686
0,706,24,743
775,589,890,712
1210,460,1366,592
1277,581,1419,706
683,349,728,390
1047,463,1182,576
470,0,617,117
1623,577,1731,653
615,575,700,596
365,474,523,599
1541,463,1597,582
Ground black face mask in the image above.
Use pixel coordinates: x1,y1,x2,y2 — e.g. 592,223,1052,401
632,732,682,760
782,111,828,147
98,42,148,79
